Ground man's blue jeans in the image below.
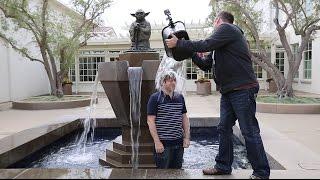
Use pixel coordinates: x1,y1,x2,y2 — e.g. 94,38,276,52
214,86,270,178
154,144,184,169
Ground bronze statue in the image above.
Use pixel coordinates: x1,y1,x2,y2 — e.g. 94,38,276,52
129,9,152,51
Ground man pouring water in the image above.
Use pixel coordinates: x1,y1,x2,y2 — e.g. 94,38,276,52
165,11,270,179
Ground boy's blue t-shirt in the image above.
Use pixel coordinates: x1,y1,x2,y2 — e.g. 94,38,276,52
147,91,187,146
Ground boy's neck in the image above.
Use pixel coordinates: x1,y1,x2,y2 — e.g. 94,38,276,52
163,89,174,98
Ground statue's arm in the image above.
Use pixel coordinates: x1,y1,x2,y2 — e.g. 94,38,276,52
139,22,151,38
140,22,151,32
129,23,135,41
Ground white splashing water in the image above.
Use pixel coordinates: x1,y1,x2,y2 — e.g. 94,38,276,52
128,67,143,169
155,53,187,94
77,72,99,152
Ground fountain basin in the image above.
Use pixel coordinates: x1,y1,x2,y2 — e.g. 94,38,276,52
9,127,250,169
0,118,284,170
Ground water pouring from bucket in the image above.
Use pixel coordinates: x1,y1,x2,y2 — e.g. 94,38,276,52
156,9,191,95
156,54,186,95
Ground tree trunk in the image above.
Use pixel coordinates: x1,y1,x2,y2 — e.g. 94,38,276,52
277,81,294,98
43,61,56,95
251,53,287,95
56,78,64,98
280,67,295,98
38,46,57,96
273,72,286,98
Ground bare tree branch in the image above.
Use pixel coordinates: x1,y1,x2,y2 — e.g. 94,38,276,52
272,0,294,66
273,0,283,30
277,0,292,29
303,18,320,33
0,34,44,65
0,2,42,44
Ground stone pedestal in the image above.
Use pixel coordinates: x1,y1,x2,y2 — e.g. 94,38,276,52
119,52,159,67
98,52,160,168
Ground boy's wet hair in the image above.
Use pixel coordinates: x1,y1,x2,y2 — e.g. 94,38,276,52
160,71,177,85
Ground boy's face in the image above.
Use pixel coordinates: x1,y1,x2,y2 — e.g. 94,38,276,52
163,77,176,92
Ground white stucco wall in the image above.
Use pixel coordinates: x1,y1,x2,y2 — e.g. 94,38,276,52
8,48,50,101
0,0,75,103
0,42,50,103
0,44,10,102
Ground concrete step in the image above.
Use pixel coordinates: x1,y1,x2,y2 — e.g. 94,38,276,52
100,154,157,168
106,148,154,165
113,141,154,153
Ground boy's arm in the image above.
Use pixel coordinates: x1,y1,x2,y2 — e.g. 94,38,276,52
182,113,190,148
147,115,164,153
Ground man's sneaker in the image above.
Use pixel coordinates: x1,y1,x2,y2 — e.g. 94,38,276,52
202,168,231,175
249,175,262,179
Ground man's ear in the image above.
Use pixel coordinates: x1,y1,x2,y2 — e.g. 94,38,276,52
131,13,136,17
144,12,150,17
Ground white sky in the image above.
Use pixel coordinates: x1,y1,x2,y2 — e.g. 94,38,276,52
59,0,212,36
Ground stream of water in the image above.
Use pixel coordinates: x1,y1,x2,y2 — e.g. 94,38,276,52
128,67,143,169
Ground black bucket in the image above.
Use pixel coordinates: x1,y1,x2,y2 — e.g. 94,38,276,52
162,10,193,61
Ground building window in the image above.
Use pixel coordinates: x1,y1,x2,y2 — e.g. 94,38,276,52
80,50,105,55
79,56,105,82
195,52,213,79
303,41,312,79
253,62,263,79
69,63,76,82
186,59,197,80
275,51,285,74
292,43,299,78
203,70,213,79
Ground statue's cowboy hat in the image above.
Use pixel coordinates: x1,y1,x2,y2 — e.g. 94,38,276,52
131,9,150,17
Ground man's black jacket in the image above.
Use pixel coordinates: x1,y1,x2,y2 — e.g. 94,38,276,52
176,23,257,94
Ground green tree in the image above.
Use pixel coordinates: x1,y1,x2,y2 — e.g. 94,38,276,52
209,0,320,98
0,0,111,97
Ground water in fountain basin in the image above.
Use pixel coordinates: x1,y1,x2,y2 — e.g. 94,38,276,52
9,127,251,169
128,67,143,169
77,72,99,152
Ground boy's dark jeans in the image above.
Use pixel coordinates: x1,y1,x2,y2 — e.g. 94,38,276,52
214,86,270,179
154,144,184,169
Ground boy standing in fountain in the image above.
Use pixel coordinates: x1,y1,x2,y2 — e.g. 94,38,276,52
147,71,190,169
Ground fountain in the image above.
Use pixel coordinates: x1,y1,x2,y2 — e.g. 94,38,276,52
98,9,160,168
98,57,160,168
